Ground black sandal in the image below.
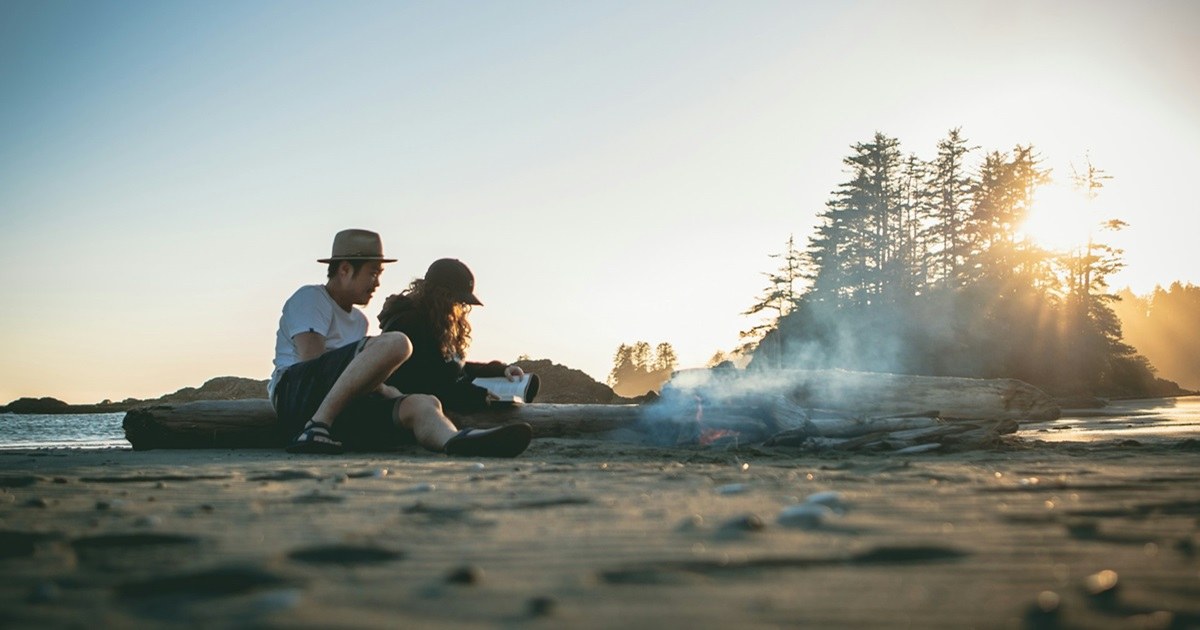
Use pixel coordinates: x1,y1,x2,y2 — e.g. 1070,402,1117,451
443,423,533,458
286,420,345,454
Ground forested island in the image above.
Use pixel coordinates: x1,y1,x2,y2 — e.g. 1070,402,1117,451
737,129,1192,400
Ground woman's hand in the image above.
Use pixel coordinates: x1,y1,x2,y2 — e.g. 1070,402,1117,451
504,364,524,381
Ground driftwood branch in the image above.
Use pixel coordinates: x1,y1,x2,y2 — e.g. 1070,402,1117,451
122,400,642,450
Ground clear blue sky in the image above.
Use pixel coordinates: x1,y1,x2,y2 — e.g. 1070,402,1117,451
2,0,1198,403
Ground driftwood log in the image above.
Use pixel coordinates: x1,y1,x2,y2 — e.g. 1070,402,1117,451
122,400,641,450
662,369,1060,422
122,369,1059,451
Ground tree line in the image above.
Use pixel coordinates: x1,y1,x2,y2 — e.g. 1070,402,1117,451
607,341,677,397
742,129,1184,398
1112,282,1200,391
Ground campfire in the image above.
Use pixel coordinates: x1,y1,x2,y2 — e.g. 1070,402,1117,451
637,368,1047,452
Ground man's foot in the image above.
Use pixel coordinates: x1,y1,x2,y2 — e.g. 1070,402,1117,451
443,423,533,458
286,420,345,454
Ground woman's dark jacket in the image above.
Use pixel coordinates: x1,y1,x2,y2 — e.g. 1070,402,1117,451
379,294,507,411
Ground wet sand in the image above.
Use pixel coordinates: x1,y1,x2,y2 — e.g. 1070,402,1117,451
2,434,1199,628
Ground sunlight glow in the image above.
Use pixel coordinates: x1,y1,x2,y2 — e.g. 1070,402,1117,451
1020,182,1106,254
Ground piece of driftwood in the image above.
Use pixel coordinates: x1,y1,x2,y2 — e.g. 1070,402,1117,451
763,418,1018,452
122,400,642,450
663,368,1060,422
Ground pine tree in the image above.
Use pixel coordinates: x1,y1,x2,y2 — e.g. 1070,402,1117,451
924,128,977,286
740,234,805,353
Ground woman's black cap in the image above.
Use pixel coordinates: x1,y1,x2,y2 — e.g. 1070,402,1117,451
425,258,483,305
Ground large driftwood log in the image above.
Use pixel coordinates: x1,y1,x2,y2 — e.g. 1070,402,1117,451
664,369,1060,422
122,400,642,450
122,369,1059,450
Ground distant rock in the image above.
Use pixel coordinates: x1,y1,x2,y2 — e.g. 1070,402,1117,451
2,377,269,414
512,359,633,404
155,377,268,403
1,397,73,414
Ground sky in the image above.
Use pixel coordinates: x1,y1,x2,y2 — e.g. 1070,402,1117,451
1,0,1198,404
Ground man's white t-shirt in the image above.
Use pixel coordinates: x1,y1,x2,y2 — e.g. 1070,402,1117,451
267,285,368,401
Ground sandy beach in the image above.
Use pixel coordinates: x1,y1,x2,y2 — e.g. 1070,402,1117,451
2,426,1199,629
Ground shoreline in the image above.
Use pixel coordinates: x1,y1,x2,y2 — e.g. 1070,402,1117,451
3,438,1199,628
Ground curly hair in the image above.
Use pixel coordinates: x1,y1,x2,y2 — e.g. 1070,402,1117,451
399,278,472,359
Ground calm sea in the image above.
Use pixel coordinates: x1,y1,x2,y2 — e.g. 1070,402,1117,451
0,413,128,450
0,397,1197,451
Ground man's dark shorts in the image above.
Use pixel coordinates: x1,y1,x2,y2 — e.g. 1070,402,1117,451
272,339,414,450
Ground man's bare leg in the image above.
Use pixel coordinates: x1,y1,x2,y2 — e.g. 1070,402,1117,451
393,394,460,451
311,332,412,427
394,394,533,458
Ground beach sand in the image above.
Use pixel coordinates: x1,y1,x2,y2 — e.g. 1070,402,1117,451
2,436,1199,628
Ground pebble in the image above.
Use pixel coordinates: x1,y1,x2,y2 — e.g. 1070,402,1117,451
677,514,705,531
716,483,748,495
27,581,60,604
527,596,556,617
778,503,834,529
719,513,765,533
803,490,848,514
23,497,50,508
402,483,436,494
1084,569,1119,608
134,515,163,528
446,565,485,585
1023,590,1061,629
249,588,303,613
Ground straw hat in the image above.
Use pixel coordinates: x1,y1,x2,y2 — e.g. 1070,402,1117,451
317,229,397,263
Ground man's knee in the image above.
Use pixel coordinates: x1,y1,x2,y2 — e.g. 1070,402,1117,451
393,394,443,426
367,332,412,365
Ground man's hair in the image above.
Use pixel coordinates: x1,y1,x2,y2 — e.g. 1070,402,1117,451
327,259,371,279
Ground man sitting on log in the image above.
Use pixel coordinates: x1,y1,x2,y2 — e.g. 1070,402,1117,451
268,229,532,457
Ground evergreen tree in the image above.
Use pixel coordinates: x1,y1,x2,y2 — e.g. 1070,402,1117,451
811,132,905,304
924,128,977,286
652,342,678,373
740,234,805,353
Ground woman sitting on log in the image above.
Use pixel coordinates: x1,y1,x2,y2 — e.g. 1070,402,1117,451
378,258,538,412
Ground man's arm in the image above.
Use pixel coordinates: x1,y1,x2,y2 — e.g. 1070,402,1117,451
293,332,327,363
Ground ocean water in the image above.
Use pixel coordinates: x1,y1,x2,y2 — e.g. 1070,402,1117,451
0,412,129,450
0,397,1197,451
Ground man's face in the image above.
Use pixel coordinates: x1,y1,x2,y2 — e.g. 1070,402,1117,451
347,261,384,305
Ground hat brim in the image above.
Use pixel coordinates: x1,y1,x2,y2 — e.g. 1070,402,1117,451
318,257,398,263
456,291,483,306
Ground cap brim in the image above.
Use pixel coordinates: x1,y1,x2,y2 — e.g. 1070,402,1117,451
318,257,398,263
460,292,483,306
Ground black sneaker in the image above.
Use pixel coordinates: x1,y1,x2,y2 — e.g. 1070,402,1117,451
443,423,533,458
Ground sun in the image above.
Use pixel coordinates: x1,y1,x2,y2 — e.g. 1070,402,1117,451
1019,181,1104,253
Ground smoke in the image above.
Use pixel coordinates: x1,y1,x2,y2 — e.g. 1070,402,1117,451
632,290,997,445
